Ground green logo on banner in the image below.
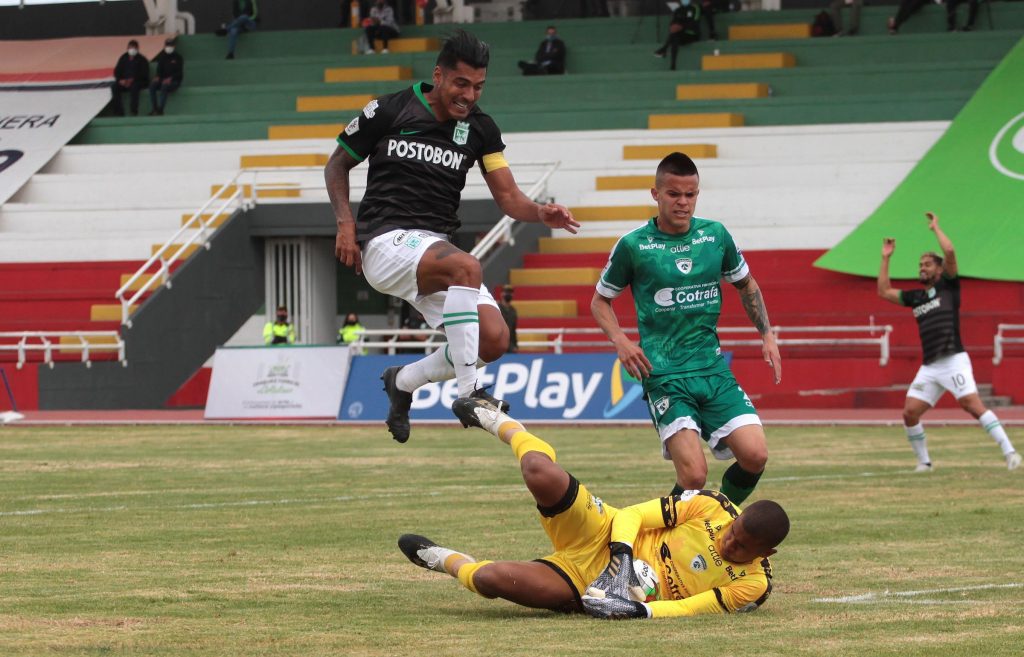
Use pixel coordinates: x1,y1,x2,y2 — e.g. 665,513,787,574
990,111,1024,180
816,38,1024,282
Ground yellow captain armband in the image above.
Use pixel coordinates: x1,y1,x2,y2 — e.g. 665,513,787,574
481,152,509,173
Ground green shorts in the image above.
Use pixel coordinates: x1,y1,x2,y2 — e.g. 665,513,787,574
644,370,761,461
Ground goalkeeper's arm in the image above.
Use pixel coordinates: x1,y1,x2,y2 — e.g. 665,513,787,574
584,498,679,599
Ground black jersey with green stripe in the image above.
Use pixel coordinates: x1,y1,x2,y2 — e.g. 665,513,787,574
336,82,506,245
596,217,749,381
900,275,964,364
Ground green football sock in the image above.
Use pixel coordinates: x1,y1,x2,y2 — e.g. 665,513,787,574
720,463,762,505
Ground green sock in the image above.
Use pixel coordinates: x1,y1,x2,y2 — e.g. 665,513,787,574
720,463,762,505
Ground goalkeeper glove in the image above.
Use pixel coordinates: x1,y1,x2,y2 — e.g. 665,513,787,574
582,593,651,620
585,542,636,600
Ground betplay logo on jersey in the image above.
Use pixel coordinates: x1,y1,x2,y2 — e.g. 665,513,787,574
453,121,470,145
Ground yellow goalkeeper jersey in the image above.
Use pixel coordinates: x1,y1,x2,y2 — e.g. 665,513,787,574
622,490,772,617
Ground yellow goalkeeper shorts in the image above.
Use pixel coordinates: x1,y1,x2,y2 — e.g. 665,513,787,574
536,476,619,596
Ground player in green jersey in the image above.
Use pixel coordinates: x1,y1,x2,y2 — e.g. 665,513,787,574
591,153,782,504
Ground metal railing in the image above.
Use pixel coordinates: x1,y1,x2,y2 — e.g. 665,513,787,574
0,331,126,369
993,324,1024,365
349,329,445,355
350,324,894,364
115,172,251,328
470,161,560,262
114,160,559,328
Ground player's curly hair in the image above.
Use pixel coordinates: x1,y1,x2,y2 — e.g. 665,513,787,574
656,152,699,185
921,251,944,267
739,500,790,549
436,29,490,70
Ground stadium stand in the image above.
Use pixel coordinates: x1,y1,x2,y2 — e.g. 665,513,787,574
2,5,1023,410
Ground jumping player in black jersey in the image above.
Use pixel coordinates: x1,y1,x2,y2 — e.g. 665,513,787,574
325,30,579,443
878,212,1020,472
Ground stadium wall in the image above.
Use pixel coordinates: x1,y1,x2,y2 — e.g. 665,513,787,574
37,210,263,409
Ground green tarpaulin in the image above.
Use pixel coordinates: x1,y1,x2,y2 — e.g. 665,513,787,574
816,37,1024,282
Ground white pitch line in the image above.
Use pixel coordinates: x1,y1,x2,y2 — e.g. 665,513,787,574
814,582,1023,603
0,469,911,519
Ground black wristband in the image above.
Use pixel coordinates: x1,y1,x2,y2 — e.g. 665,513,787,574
608,541,633,558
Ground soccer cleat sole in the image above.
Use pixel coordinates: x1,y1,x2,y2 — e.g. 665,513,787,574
451,396,500,431
398,533,439,570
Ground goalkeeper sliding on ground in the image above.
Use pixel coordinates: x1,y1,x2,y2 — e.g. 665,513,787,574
397,397,790,619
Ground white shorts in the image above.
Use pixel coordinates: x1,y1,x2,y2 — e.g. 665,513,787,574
906,351,978,406
361,229,498,329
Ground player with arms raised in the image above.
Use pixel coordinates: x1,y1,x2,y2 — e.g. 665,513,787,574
877,212,1020,471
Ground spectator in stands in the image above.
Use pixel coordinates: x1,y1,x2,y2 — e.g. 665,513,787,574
829,0,862,36
700,0,720,41
263,305,296,345
887,0,928,34
945,0,979,32
654,1,702,72
877,213,1020,472
517,25,566,76
592,152,782,506
338,312,366,345
216,0,260,59
110,39,149,117
497,286,518,353
364,0,400,54
148,37,184,116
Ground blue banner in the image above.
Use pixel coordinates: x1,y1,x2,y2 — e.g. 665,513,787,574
338,353,652,421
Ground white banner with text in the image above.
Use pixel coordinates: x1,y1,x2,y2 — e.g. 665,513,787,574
204,346,351,419
0,86,111,205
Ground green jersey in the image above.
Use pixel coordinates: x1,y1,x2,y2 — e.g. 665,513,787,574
596,217,748,381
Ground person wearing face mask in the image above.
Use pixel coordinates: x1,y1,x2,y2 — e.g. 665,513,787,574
337,312,366,346
654,0,701,72
110,39,150,117
497,285,518,353
325,30,579,444
517,25,566,76
263,306,296,345
148,37,184,116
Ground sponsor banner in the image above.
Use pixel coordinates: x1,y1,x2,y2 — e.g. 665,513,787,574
339,353,651,422
817,38,1024,282
205,346,350,419
0,86,111,205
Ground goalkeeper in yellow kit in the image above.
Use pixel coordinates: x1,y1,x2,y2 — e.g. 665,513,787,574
397,397,790,619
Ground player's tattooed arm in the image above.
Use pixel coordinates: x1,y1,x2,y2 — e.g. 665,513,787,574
735,275,772,335
326,146,362,272
735,275,782,384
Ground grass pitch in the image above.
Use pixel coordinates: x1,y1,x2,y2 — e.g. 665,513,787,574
0,422,1021,656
